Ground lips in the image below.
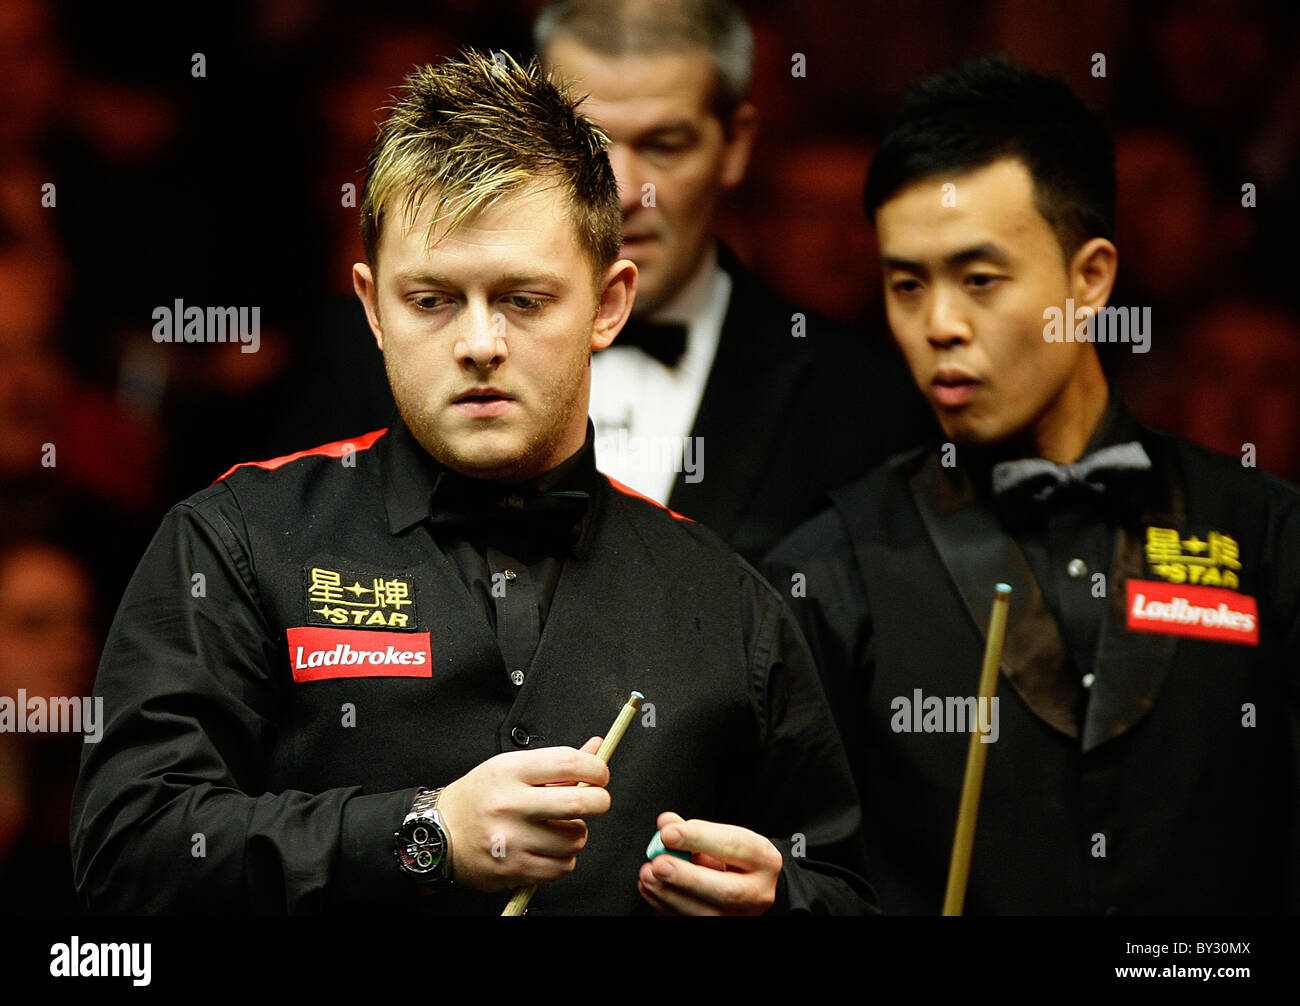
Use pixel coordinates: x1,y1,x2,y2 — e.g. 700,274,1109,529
453,387,514,418
620,234,656,256
931,368,980,408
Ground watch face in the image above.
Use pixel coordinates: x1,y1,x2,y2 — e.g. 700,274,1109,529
396,818,445,875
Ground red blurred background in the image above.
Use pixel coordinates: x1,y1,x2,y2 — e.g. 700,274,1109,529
2,0,1297,913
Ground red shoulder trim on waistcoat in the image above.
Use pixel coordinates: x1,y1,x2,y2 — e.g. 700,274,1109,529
212,428,389,484
605,476,693,522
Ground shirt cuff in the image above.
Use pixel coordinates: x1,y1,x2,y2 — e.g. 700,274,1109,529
770,863,792,914
331,787,424,909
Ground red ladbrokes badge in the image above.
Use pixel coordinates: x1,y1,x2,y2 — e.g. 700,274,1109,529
287,626,433,681
1126,579,1258,646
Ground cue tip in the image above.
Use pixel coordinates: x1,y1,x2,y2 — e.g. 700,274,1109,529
995,583,1012,596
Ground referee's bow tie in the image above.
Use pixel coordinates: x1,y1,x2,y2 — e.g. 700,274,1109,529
614,318,688,367
991,441,1153,507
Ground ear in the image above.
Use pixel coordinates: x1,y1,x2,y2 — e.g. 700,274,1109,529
1067,237,1118,314
352,261,385,352
591,259,638,353
718,100,758,190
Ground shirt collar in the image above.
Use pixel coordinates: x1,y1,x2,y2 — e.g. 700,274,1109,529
1078,385,1141,456
381,415,602,551
644,243,721,325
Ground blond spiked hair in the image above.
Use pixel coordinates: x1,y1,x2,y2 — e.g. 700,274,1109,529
360,49,621,281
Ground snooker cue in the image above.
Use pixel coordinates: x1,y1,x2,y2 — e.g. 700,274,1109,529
501,690,645,916
941,583,1011,916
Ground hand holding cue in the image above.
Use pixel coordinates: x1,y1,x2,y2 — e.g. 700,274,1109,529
942,583,1011,916
501,690,644,916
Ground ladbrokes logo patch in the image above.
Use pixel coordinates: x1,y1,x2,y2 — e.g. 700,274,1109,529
304,565,416,630
287,627,433,681
1126,579,1258,646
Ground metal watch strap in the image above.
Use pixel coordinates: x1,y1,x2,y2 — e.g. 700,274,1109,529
401,786,452,890
409,787,442,820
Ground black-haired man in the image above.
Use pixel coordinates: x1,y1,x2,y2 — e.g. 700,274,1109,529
764,55,1300,915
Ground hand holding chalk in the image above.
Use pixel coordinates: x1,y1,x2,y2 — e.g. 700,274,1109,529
646,829,692,862
637,810,784,915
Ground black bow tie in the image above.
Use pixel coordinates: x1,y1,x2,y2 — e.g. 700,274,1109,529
427,487,590,545
615,319,688,368
991,441,1152,524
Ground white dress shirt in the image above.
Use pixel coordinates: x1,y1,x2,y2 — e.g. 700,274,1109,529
590,245,731,504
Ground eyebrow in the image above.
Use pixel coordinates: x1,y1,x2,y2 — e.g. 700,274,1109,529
882,242,1015,273
638,121,699,142
392,270,569,289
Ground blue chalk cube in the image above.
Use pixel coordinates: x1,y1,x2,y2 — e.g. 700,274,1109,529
646,829,691,862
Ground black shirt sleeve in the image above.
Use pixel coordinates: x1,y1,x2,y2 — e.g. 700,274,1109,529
738,558,877,914
760,509,875,787
69,487,421,913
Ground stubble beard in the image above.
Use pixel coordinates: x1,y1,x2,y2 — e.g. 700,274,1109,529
384,352,589,484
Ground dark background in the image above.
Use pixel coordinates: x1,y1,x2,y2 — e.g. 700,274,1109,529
2,0,1298,913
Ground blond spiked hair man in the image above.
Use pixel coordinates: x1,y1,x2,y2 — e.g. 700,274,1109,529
72,50,873,917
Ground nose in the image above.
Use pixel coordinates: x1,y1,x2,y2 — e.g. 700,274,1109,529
607,143,644,216
454,303,507,372
925,287,971,348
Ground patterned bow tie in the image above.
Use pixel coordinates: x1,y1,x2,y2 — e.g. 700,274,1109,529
615,319,688,368
991,441,1152,518
427,487,590,544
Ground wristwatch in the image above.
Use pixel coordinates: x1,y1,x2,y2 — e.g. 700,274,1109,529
393,787,453,891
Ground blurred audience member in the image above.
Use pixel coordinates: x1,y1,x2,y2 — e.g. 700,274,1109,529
1113,128,1252,316
0,540,97,914
0,249,159,602
1125,299,1300,484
